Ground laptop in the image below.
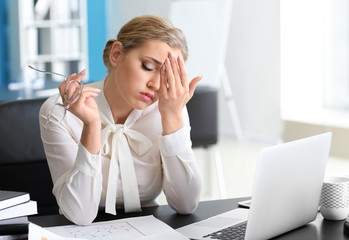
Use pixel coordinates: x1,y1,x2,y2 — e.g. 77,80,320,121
177,132,332,240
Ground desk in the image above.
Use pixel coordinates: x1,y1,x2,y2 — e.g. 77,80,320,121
29,197,349,240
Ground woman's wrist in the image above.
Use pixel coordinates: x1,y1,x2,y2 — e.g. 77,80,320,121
81,121,101,154
161,114,183,135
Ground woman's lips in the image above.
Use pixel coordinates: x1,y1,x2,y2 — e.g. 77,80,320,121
140,92,154,102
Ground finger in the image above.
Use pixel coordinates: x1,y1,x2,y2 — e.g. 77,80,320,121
165,57,175,94
60,73,77,96
73,86,100,101
69,87,100,110
158,63,168,95
188,76,202,98
65,80,83,104
78,86,99,94
178,55,188,89
59,73,77,106
63,70,87,105
77,88,100,102
59,73,76,93
168,52,181,89
74,69,87,83
82,87,101,95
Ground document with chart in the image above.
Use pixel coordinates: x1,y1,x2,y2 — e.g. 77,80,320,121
29,215,188,240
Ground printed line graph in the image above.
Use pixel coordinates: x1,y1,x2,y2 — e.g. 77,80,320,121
48,220,145,240
30,215,186,240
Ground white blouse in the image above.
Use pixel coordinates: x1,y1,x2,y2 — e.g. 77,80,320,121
39,81,203,225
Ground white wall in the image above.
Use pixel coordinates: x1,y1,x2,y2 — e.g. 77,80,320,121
106,0,170,39
224,0,282,143
106,0,282,144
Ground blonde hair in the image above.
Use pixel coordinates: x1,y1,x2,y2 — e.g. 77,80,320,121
103,15,188,74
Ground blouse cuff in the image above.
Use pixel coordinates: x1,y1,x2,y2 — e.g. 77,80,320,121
158,126,192,157
74,142,101,177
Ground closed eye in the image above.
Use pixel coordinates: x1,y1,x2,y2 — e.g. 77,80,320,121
142,63,153,71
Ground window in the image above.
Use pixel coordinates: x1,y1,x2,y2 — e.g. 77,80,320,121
323,0,349,110
281,0,349,128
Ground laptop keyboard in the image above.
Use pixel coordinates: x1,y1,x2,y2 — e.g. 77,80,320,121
203,222,247,240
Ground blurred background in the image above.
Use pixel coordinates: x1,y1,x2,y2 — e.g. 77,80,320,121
0,0,348,202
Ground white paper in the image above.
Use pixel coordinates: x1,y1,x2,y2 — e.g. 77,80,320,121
29,215,189,240
29,222,83,240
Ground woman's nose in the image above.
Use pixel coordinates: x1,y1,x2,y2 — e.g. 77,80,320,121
147,75,160,91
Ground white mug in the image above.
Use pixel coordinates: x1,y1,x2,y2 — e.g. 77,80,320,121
320,176,349,221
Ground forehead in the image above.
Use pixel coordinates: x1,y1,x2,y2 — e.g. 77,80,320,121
130,40,182,62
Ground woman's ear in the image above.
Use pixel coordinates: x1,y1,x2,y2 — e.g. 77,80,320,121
109,41,123,67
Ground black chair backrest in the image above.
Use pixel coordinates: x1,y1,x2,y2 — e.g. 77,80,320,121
0,98,59,215
187,86,218,148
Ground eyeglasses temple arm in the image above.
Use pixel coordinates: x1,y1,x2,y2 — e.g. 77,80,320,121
28,65,67,78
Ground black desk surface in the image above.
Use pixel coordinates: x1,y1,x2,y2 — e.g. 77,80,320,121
29,197,349,240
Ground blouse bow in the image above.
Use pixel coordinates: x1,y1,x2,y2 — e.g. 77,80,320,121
101,124,153,215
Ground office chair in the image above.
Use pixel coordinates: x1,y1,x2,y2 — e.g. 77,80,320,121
0,98,59,215
187,86,226,198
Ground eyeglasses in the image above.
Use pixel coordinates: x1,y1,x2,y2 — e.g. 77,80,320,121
28,65,83,130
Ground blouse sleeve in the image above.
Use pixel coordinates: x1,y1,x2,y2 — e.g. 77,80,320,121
158,107,203,214
39,97,103,225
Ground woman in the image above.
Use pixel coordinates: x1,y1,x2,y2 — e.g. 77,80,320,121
39,15,203,225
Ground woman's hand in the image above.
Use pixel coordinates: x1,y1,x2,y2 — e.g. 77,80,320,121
58,69,101,154
157,52,202,135
59,69,101,126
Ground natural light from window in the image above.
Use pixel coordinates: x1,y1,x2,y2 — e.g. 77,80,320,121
281,0,349,129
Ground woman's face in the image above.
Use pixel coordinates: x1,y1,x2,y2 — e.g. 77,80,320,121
110,40,182,111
